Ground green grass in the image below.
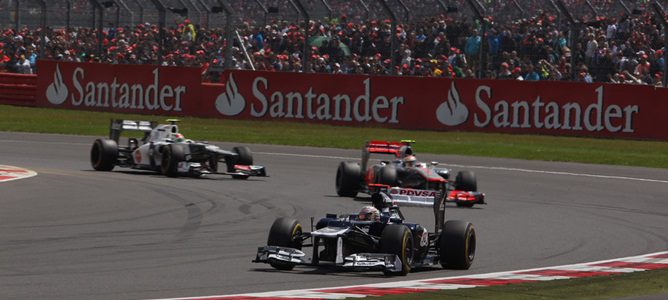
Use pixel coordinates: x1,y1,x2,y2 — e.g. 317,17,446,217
376,268,668,300
1,104,667,168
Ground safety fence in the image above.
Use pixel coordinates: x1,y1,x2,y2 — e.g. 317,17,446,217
2,60,667,140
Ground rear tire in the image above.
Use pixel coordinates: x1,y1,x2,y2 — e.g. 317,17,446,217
439,220,476,270
233,146,253,165
161,144,185,177
380,224,414,276
455,170,477,191
267,218,303,270
336,162,361,197
90,139,118,171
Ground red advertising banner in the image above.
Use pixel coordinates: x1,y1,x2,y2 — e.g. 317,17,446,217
33,62,668,140
201,70,668,140
36,60,202,115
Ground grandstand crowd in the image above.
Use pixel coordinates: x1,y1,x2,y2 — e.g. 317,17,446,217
0,0,665,86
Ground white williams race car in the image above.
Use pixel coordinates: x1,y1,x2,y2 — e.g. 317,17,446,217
90,119,267,179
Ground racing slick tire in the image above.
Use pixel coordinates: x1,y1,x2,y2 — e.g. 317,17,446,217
455,170,477,192
233,146,253,165
376,166,397,186
91,138,118,171
160,144,186,177
380,224,414,276
456,201,475,208
267,218,303,270
208,157,219,173
336,162,361,197
439,220,476,270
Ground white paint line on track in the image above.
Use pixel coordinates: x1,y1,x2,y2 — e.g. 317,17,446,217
447,163,668,184
4,138,667,184
255,151,668,184
3,139,91,146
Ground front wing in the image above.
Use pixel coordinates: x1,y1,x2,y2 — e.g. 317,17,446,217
253,246,402,272
231,164,267,177
447,190,486,205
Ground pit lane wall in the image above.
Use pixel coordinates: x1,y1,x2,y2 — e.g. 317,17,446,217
8,60,668,140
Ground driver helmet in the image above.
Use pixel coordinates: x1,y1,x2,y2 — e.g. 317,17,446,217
403,155,417,167
171,133,186,143
358,206,380,221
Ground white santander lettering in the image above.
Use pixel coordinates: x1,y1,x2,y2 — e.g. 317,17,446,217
470,85,637,133
246,77,404,124
251,77,268,117
72,67,84,106
66,66,185,112
474,85,491,127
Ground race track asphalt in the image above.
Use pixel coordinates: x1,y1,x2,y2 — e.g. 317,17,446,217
1,131,667,300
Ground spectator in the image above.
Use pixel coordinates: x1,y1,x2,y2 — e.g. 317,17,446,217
524,64,540,81
497,62,512,79
0,0,664,87
15,54,31,74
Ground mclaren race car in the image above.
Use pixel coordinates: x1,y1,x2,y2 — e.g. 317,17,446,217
253,188,476,275
336,140,485,207
90,119,267,178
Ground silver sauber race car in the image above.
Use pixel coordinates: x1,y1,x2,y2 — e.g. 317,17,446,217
90,119,267,178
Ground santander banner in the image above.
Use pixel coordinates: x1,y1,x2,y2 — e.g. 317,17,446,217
201,70,668,140
35,62,668,140
36,60,201,114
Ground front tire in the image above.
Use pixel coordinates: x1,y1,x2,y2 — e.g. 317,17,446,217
233,146,253,165
380,224,414,276
456,201,475,208
336,162,361,197
439,220,476,270
90,138,118,171
455,170,477,191
267,218,303,270
161,144,185,177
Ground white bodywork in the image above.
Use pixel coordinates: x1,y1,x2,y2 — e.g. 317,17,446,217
128,123,206,172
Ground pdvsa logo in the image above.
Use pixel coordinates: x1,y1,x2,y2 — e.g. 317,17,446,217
215,73,246,116
436,81,468,126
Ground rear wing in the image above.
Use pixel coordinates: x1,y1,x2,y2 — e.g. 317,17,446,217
361,140,414,171
369,183,447,234
109,119,156,143
369,184,441,208
364,140,412,158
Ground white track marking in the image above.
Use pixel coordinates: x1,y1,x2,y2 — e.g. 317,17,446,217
0,165,37,183
255,152,668,184
146,251,668,300
3,138,667,184
3,139,90,146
